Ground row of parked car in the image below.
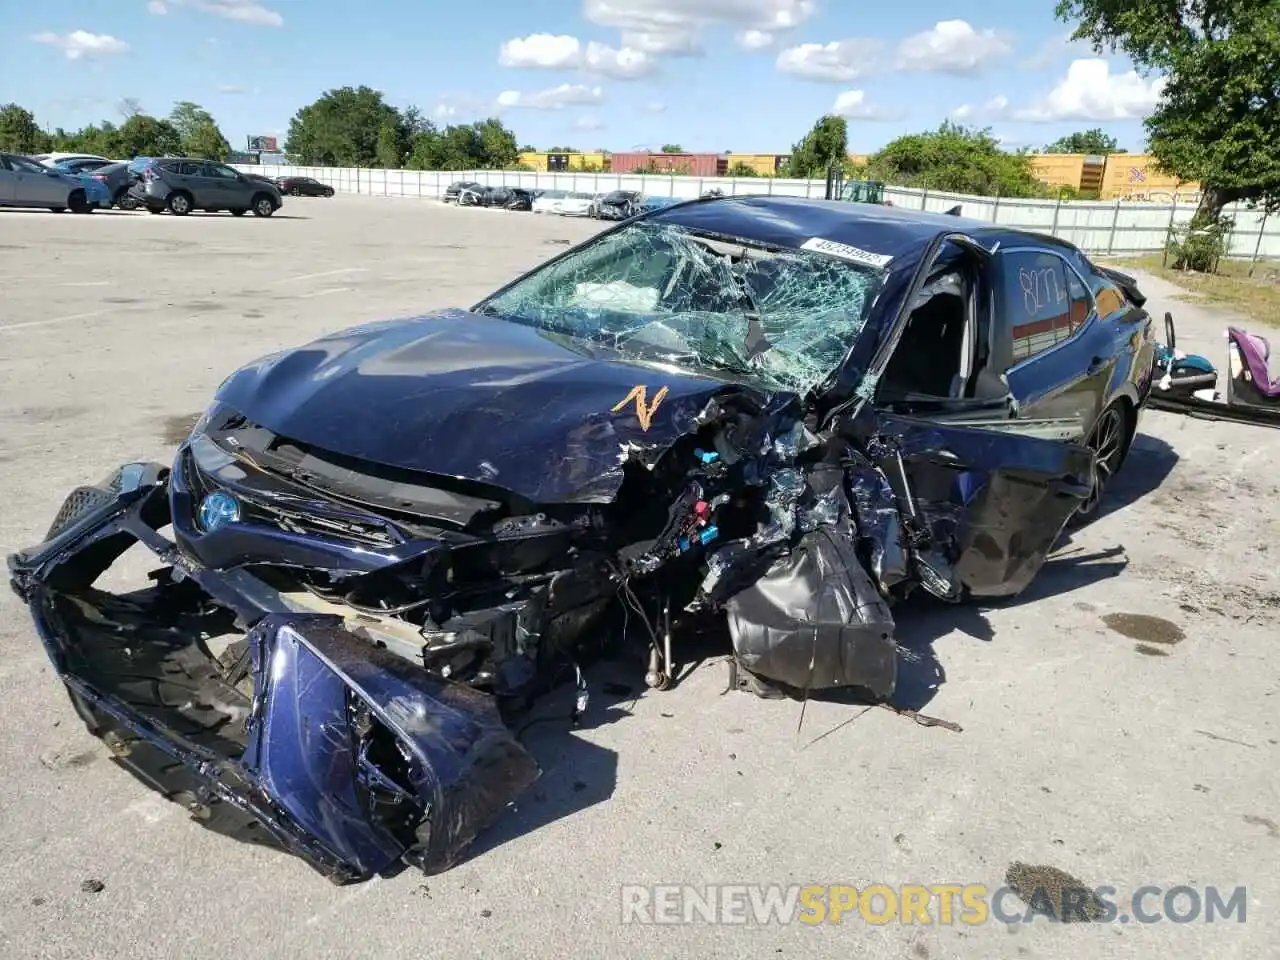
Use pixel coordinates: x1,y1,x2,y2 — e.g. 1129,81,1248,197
441,181,691,219
1,150,337,217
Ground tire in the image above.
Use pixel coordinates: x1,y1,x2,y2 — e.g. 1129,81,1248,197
230,209,247,216
251,194,275,218
324,188,334,197
168,192,193,216
114,188,139,211
290,187,301,197
1071,401,1134,526
68,190,91,214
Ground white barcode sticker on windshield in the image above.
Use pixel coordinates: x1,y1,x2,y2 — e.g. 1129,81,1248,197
800,237,893,268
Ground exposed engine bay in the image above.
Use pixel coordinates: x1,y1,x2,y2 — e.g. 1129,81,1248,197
7,373,1094,884
176,393,920,705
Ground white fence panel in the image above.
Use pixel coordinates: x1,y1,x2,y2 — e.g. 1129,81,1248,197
232,163,1280,260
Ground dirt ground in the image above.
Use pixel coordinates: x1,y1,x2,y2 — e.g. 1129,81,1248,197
0,197,1276,960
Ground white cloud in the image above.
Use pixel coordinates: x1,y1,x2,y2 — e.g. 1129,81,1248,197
644,100,666,112
217,83,246,93
435,104,457,118
496,84,605,110
776,39,882,81
896,20,1011,74
151,0,282,27
201,1,282,26
32,30,129,59
498,33,654,79
583,41,654,78
831,89,897,120
499,33,580,69
949,94,1010,121
1013,58,1165,121
575,115,605,130
584,0,815,57
738,29,774,50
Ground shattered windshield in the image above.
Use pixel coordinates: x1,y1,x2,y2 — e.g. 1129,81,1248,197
477,221,884,395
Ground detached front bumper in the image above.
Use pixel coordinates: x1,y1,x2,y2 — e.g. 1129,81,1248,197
7,463,540,884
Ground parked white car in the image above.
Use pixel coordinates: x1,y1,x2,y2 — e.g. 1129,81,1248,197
557,191,599,217
30,152,110,168
531,189,566,214
531,189,598,216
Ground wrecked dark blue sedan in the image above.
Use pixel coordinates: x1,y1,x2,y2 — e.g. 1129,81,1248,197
7,196,1155,883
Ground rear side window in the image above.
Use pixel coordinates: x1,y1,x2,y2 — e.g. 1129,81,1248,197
997,250,1093,363
1081,261,1130,318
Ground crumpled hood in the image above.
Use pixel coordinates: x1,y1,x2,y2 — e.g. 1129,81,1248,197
214,309,757,502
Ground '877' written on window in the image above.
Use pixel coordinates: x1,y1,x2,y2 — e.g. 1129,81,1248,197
1001,251,1092,362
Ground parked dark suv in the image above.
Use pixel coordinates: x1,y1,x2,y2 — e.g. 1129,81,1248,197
129,158,284,217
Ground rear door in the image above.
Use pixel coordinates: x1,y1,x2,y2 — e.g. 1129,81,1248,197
202,162,247,207
872,411,1094,598
990,246,1110,438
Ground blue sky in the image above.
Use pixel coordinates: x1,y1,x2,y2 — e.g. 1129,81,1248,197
2,0,1167,154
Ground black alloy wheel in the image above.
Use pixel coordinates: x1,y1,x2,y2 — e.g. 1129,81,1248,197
1075,404,1128,521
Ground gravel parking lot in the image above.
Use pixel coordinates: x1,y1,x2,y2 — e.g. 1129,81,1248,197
1,196,1276,960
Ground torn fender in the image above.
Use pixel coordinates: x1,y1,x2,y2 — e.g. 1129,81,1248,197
244,615,540,878
877,413,1094,598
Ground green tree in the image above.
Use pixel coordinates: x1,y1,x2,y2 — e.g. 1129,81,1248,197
285,85,404,166
169,101,231,160
1043,128,1125,154
1057,0,1280,219
113,114,182,158
57,122,122,157
726,160,760,177
867,121,1050,197
660,143,684,153
781,115,848,179
404,118,521,170
0,103,51,153
474,117,519,168
545,145,579,152
375,117,407,168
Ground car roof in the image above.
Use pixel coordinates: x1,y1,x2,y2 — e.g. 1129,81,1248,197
645,195,1065,265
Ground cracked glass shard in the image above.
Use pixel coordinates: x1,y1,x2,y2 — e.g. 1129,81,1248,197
479,221,884,396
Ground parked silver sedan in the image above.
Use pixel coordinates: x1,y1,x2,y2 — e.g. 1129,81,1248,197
0,152,95,213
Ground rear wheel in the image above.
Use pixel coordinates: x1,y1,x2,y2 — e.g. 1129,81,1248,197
114,188,139,211
1072,402,1133,525
69,190,91,214
168,192,193,216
